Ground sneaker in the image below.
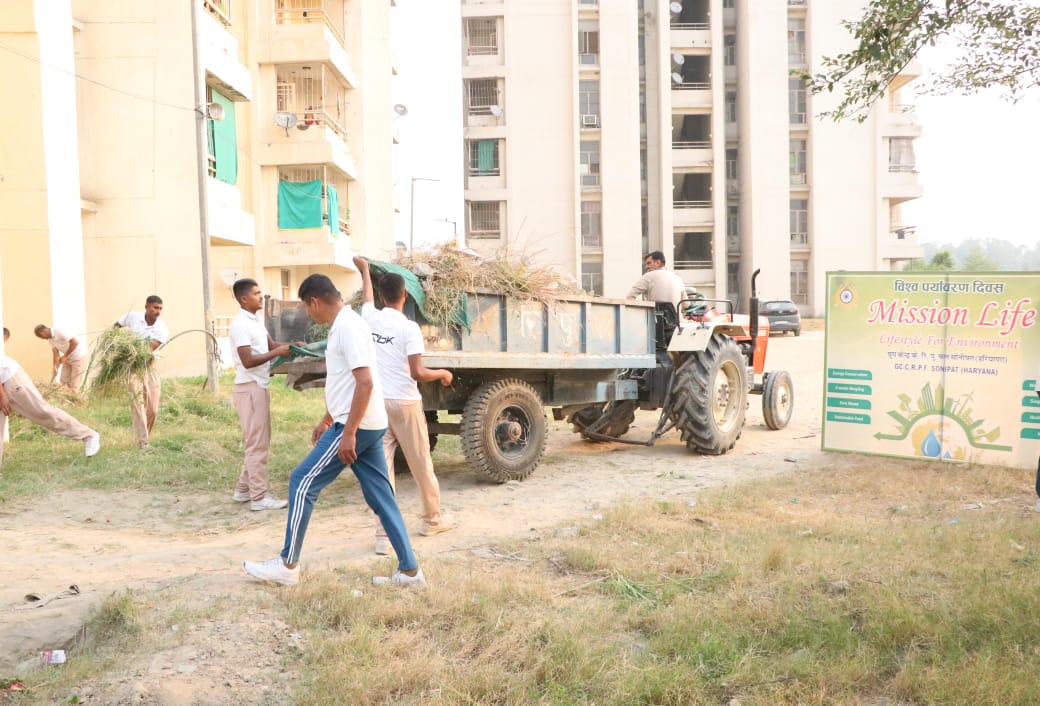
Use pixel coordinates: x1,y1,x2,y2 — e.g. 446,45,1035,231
243,556,299,586
373,537,391,555
250,495,288,511
372,568,427,589
84,433,101,458
232,490,251,503
419,514,456,537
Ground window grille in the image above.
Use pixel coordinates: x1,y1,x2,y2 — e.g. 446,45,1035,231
580,140,601,189
467,78,498,114
465,18,498,55
469,201,501,239
468,140,500,176
581,201,602,248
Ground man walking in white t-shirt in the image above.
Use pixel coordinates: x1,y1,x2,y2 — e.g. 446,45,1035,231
115,295,169,448
355,256,455,551
34,324,89,392
243,274,426,588
229,278,293,511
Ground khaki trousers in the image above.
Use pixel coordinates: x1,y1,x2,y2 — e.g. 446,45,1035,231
0,370,95,466
232,381,272,500
59,357,87,393
129,366,161,448
378,399,443,532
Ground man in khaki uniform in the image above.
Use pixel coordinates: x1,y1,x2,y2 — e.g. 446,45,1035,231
0,353,100,466
115,296,169,448
627,251,687,310
34,324,89,392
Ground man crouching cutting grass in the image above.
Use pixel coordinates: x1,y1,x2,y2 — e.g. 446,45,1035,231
243,274,426,588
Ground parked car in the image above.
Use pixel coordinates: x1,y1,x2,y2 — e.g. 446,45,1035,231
762,300,801,336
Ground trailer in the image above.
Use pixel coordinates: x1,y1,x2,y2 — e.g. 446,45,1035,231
268,270,793,483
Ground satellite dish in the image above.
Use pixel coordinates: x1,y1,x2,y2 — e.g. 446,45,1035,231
274,111,298,128
489,105,503,117
206,102,226,121
671,53,685,66
669,2,683,14
671,72,684,85
393,103,409,116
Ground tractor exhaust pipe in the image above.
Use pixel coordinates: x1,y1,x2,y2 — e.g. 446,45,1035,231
749,268,761,364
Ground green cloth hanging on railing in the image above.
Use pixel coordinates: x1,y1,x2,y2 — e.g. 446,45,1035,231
278,180,323,229
211,91,237,185
327,184,339,237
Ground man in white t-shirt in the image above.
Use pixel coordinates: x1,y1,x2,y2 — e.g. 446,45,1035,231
34,324,89,393
243,274,426,588
355,256,454,550
627,251,687,311
229,278,294,511
115,295,170,448
0,353,100,466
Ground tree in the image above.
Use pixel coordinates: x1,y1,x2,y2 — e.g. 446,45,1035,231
803,1,1040,121
960,245,999,270
905,249,956,271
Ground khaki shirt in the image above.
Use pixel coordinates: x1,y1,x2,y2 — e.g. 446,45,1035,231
628,269,687,309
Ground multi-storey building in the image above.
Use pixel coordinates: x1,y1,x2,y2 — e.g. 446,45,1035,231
0,0,399,378
460,0,923,314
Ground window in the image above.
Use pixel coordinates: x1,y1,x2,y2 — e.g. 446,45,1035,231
790,198,808,245
674,232,712,270
468,140,500,176
280,269,291,301
579,80,600,126
465,18,498,56
580,140,601,189
727,204,739,238
723,0,735,7
724,34,736,66
581,201,602,248
206,87,237,185
469,201,501,239
789,77,807,124
467,78,498,115
725,90,737,123
579,20,599,65
727,262,739,300
787,17,806,65
889,138,916,172
790,259,808,305
581,261,603,295
789,138,807,185
725,148,738,180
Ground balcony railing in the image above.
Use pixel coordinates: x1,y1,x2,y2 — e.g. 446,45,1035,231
204,0,231,27
672,140,711,149
278,165,350,236
274,0,347,48
790,232,809,246
790,172,807,185
276,64,349,141
671,22,710,30
888,164,917,173
674,200,711,208
674,259,713,270
672,82,710,90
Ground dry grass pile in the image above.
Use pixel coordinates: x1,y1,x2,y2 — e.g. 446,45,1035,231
388,243,582,327
37,381,86,407
85,326,154,396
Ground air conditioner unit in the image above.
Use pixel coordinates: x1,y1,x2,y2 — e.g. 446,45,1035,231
582,114,599,127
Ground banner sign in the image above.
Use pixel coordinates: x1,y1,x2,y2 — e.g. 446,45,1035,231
823,272,1039,469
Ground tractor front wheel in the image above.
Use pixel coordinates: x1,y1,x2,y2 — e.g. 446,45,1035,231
667,335,747,454
762,370,794,430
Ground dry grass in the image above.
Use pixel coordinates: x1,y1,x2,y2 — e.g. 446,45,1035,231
282,458,1040,705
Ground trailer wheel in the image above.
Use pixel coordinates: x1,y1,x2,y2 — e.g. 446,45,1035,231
567,400,638,441
461,379,546,483
392,411,439,474
667,335,747,455
762,370,793,430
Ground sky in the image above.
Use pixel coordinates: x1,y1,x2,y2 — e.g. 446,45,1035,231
390,1,1040,252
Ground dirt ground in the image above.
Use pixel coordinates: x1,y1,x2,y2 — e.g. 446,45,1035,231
0,326,832,704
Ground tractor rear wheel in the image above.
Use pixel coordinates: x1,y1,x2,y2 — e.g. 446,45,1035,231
461,379,546,483
667,335,747,454
762,370,794,430
567,400,638,441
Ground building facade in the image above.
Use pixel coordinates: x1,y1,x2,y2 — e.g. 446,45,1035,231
459,0,923,314
0,0,400,379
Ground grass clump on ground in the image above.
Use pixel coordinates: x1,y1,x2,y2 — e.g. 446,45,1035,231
283,459,1040,705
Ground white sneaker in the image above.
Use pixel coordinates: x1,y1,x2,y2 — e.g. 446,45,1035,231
250,495,288,511
373,537,391,555
372,568,427,589
84,433,101,458
232,490,251,503
243,556,299,586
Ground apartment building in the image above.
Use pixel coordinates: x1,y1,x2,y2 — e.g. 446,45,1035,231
460,0,923,314
0,0,399,379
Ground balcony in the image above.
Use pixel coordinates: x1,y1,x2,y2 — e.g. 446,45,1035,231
671,141,712,171
882,166,922,203
790,232,810,251
890,61,922,92
882,104,922,138
790,172,809,189
673,202,713,228
670,25,711,52
262,166,354,270
199,5,251,100
671,83,712,110
259,232,355,271
267,1,356,88
208,177,255,246
880,227,924,262
203,0,231,27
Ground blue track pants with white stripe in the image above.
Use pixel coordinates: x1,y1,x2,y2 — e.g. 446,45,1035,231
280,423,418,571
